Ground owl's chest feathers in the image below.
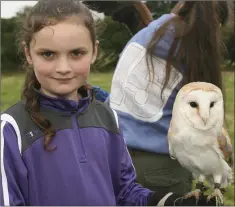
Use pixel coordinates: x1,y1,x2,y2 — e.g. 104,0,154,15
172,125,219,148
171,128,223,173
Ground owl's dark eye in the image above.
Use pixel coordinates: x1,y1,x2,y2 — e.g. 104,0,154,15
189,102,198,108
210,102,215,108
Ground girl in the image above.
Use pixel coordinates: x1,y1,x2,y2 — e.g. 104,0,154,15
96,1,233,196
0,0,216,206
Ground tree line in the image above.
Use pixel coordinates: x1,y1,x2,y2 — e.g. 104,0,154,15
1,2,234,74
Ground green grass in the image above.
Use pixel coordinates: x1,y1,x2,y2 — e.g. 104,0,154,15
220,72,235,206
1,72,234,205
1,72,114,112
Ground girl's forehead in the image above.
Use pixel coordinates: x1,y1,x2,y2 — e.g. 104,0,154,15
45,15,84,25
31,21,92,49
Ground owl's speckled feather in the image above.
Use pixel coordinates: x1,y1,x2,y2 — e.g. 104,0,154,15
179,82,221,94
218,127,233,168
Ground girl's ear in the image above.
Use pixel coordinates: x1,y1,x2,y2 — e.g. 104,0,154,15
91,40,99,64
22,41,33,65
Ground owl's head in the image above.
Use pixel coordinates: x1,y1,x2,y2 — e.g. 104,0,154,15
172,82,224,131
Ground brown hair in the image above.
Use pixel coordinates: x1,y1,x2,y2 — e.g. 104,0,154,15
146,1,233,99
18,0,96,151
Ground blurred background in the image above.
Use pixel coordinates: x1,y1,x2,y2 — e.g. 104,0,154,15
1,1,234,74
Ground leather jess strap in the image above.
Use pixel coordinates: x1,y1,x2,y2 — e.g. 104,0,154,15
133,2,153,26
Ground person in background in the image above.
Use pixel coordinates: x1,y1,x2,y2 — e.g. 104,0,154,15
94,0,232,195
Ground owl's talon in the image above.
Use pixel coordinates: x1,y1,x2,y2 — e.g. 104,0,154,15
207,187,224,206
183,181,204,201
184,189,201,201
196,181,207,194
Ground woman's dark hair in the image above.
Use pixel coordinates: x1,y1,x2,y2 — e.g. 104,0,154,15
146,1,233,99
18,0,96,151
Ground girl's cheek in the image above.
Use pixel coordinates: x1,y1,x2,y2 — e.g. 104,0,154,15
72,59,92,74
33,61,55,77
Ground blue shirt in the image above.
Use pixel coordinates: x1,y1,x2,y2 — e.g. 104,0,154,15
108,13,183,154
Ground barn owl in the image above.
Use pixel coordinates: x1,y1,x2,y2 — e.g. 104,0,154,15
168,82,233,206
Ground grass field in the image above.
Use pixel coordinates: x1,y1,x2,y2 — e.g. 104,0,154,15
1,72,234,205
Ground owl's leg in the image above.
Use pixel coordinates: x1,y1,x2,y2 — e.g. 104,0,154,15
207,175,223,206
184,174,205,204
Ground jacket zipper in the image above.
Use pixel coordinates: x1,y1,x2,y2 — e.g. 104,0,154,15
72,111,87,163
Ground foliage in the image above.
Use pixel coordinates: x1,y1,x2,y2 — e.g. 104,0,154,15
1,6,32,73
222,24,235,70
97,16,132,54
1,2,234,73
91,49,117,73
1,17,20,72
93,16,132,72
146,1,176,19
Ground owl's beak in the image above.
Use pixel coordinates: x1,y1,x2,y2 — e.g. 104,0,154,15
201,116,208,125
199,108,209,126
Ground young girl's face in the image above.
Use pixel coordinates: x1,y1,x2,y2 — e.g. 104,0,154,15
25,18,98,101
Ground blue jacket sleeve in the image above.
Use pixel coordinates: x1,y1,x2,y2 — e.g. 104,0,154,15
0,120,28,206
116,136,153,205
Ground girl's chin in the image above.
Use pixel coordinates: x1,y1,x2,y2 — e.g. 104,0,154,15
42,87,80,100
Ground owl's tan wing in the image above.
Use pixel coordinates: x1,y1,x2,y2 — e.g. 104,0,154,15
217,127,234,168
168,120,177,160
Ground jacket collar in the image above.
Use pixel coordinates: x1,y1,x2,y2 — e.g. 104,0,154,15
34,88,91,114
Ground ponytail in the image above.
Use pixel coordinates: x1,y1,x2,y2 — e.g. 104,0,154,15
146,1,231,99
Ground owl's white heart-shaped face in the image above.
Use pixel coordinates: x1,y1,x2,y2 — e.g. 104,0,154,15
173,82,224,131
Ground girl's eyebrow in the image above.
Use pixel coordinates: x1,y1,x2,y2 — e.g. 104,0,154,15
35,47,88,52
35,48,55,52
70,47,87,51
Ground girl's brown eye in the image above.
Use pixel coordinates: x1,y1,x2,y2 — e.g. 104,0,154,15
41,51,54,58
72,51,81,56
71,49,87,57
